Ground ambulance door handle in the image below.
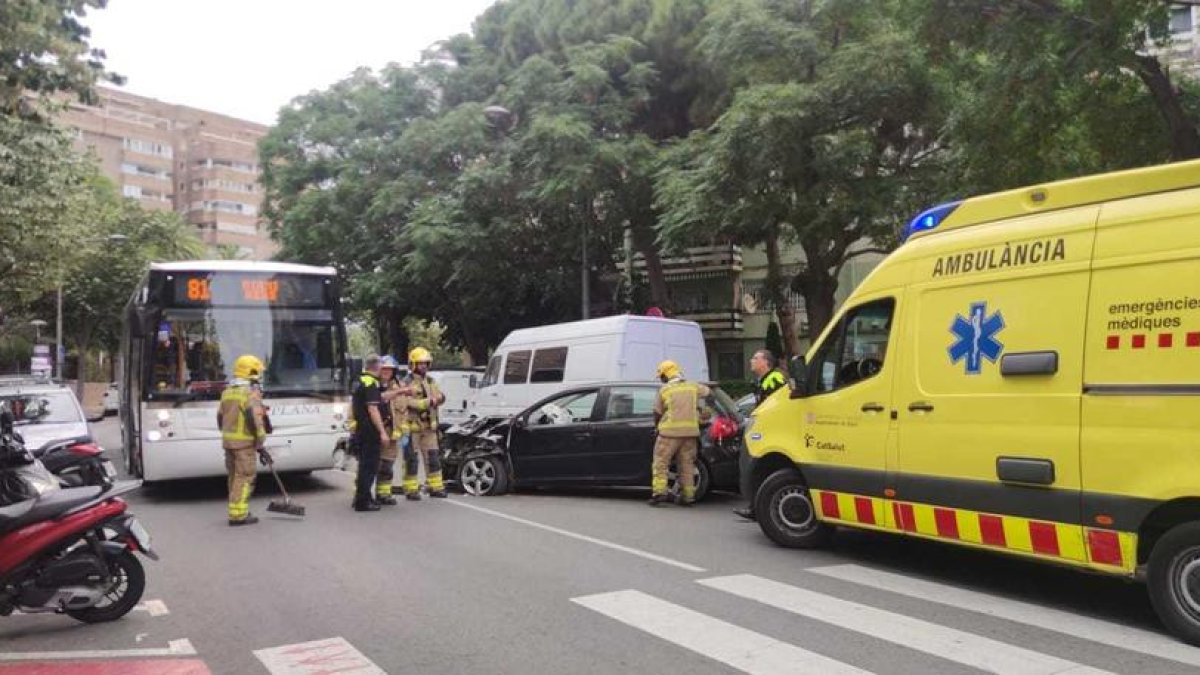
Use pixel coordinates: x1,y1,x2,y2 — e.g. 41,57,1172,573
861,402,885,413
908,401,934,413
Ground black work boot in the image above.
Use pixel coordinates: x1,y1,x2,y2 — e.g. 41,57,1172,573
376,495,398,506
405,492,422,502
675,494,695,507
429,490,448,499
647,493,670,507
229,515,259,526
354,499,381,512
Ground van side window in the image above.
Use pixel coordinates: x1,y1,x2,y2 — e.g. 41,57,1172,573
504,350,532,384
810,298,895,394
530,347,568,383
481,355,501,387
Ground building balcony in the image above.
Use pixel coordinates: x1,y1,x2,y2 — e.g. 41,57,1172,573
618,244,742,280
674,308,743,337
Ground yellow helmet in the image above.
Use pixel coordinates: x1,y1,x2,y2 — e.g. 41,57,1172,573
233,354,265,380
656,360,681,380
408,346,432,367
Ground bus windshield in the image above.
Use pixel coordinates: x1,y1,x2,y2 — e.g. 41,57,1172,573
140,270,347,401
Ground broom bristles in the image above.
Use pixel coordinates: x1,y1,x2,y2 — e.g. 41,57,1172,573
268,501,305,516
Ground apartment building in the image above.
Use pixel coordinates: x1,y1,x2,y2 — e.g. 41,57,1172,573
59,88,275,260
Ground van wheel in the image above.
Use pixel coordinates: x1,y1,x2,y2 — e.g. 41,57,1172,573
753,469,832,549
1148,522,1200,646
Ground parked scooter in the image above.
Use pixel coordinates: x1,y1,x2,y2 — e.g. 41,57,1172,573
0,411,156,622
36,438,117,488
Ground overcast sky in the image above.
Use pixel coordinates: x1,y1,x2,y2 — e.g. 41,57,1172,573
84,0,500,125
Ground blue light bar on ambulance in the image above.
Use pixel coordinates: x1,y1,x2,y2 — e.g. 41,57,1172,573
903,200,962,242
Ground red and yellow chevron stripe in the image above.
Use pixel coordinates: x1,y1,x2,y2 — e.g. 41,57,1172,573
812,489,1137,574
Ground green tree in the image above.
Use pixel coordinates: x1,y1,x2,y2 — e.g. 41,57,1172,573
0,0,122,118
658,0,946,351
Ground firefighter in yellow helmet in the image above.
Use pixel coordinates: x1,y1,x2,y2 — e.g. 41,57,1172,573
649,360,710,507
375,355,411,505
218,355,270,525
399,347,448,499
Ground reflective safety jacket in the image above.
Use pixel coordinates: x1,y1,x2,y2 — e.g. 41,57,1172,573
654,378,711,438
400,374,444,432
217,383,267,450
755,368,787,407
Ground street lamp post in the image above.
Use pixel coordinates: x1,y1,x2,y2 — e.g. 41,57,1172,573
56,234,128,381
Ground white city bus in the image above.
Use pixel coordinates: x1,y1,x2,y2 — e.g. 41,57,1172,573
119,261,350,480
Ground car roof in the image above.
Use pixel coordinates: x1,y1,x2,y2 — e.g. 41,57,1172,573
0,377,72,396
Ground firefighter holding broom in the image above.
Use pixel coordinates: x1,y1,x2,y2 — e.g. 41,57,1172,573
219,355,270,526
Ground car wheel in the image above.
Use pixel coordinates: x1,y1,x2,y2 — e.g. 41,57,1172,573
753,468,833,549
1148,521,1200,646
459,455,509,496
669,460,711,502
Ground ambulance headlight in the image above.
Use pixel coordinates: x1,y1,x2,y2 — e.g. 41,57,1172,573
156,410,171,422
147,430,162,442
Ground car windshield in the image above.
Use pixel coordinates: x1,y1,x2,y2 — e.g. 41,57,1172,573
0,391,83,426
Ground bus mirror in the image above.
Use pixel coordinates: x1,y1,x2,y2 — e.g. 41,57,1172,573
788,356,809,397
469,374,478,389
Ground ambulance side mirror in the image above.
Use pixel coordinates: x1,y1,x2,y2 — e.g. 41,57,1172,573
788,356,809,398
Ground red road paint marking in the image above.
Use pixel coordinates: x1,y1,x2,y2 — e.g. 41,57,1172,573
254,637,382,675
0,660,210,675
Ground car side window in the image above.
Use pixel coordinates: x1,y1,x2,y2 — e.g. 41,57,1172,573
529,391,599,426
603,387,657,421
809,298,895,394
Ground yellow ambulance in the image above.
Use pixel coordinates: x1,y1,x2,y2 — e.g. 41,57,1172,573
741,158,1200,643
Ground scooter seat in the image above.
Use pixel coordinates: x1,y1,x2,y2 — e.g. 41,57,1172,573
0,487,103,536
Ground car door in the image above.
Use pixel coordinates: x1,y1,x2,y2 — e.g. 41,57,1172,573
507,389,601,484
590,385,658,483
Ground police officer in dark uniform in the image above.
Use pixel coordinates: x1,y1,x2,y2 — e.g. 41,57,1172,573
352,354,390,512
734,349,788,521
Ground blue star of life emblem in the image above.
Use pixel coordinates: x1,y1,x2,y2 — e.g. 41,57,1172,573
949,302,1004,375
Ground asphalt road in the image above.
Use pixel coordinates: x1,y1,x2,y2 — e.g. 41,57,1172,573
2,419,1199,674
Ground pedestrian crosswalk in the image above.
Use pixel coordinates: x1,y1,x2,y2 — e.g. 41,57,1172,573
572,564,1199,675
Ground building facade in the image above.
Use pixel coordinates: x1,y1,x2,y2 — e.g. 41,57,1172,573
59,88,275,260
622,243,883,382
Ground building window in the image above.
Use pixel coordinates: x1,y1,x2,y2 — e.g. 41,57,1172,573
120,163,170,180
122,184,142,198
216,222,257,236
1171,6,1194,33
717,352,745,381
122,137,173,158
190,200,257,216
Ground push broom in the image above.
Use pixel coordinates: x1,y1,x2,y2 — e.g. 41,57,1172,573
262,451,305,517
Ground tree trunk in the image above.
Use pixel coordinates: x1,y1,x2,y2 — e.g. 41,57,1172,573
764,231,800,359
384,307,408,358
465,337,489,367
629,220,671,312
1134,54,1200,160
796,268,838,342
74,338,89,402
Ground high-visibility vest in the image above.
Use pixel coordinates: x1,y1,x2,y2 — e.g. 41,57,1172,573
219,385,264,444
657,380,703,437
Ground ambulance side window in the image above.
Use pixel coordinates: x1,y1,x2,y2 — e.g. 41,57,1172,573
809,299,895,394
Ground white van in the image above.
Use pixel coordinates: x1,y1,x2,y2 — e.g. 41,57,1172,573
467,315,709,419
429,367,484,428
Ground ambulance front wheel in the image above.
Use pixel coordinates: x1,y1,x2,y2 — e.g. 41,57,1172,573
754,469,833,549
1148,521,1200,646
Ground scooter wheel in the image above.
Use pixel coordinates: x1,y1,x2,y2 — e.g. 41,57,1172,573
66,550,145,623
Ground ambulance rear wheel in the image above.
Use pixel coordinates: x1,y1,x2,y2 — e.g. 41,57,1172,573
754,469,832,549
1148,521,1200,646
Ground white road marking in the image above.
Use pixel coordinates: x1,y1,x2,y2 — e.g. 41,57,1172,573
446,498,706,572
810,563,1200,669
253,637,383,675
572,590,871,675
133,598,170,616
699,575,1114,675
0,638,196,661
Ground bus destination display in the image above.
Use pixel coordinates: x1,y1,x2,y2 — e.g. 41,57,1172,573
171,274,327,307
